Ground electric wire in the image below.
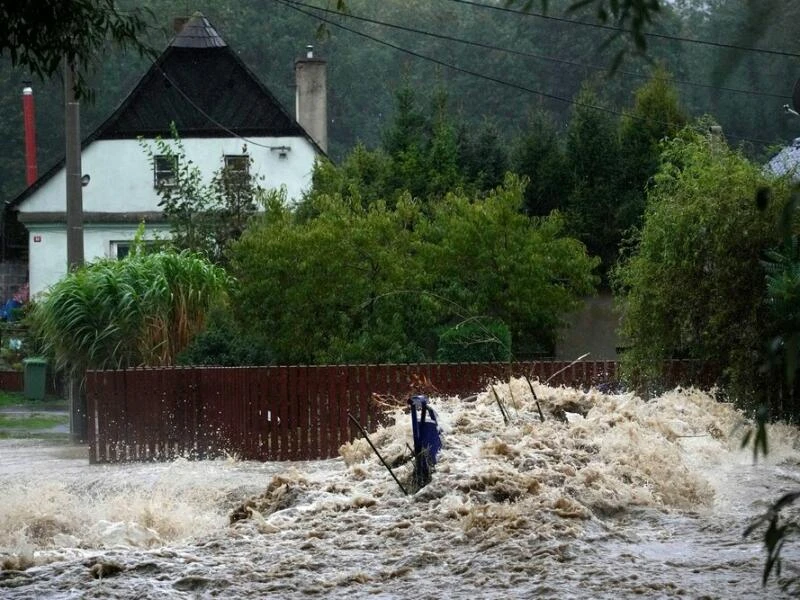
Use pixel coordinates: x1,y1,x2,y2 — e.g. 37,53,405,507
272,0,781,146
155,66,296,151
445,0,800,59
279,0,789,101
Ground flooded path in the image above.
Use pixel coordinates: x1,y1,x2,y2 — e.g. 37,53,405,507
1,383,799,598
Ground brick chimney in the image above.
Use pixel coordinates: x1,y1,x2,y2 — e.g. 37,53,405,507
21,84,37,186
295,45,328,153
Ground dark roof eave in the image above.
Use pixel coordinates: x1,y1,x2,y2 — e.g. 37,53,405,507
18,211,169,225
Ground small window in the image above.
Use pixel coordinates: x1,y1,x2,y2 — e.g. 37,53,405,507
224,154,249,176
111,240,159,259
154,155,178,188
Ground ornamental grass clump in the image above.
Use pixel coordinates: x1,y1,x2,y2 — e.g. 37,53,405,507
30,250,230,374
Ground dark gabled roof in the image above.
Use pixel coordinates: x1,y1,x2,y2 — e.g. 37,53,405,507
96,13,306,140
9,13,320,208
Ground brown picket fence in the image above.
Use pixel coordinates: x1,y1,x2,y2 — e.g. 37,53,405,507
85,360,715,464
0,370,22,391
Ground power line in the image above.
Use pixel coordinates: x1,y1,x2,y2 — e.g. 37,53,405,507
279,0,789,101
156,67,290,151
445,0,800,59
272,0,779,146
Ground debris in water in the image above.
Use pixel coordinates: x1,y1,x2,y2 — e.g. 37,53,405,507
87,559,124,579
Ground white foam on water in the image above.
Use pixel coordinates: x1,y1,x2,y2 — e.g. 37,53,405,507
2,383,800,598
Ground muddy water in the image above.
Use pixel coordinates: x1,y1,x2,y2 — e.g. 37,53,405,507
2,382,800,598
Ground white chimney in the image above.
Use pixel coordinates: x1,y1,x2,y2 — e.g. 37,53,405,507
295,45,328,154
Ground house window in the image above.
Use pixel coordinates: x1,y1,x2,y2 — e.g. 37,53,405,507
154,155,178,188
224,154,249,177
111,240,159,259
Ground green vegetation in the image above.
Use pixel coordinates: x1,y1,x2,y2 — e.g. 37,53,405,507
0,391,28,408
29,249,230,373
614,126,791,409
141,127,264,265
437,319,512,363
0,413,67,431
229,175,597,364
177,308,272,366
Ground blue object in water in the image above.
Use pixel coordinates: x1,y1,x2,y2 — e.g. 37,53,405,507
409,395,441,488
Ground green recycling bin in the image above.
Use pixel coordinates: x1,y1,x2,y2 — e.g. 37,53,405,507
23,358,47,401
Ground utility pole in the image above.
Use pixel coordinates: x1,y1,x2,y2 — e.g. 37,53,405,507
64,61,86,443
64,62,84,270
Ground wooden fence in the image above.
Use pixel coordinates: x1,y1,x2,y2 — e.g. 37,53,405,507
85,360,716,464
0,370,22,391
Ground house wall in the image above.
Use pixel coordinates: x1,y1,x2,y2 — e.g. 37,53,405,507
555,292,621,361
26,223,171,297
19,134,318,296
20,136,318,214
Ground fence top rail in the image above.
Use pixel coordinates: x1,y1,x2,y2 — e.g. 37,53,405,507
85,359,667,375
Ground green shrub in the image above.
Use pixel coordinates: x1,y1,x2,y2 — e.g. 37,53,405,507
436,319,511,363
177,309,271,366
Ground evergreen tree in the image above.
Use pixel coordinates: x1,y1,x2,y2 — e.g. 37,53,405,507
513,109,570,216
565,84,623,276
617,67,687,235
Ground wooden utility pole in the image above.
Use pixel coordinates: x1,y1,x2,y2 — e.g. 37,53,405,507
64,61,86,443
64,62,84,271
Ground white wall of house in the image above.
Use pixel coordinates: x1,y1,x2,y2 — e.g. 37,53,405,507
26,222,172,297
19,134,318,296
20,135,318,214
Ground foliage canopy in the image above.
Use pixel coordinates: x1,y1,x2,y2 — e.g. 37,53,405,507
614,126,790,404
230,175,598,364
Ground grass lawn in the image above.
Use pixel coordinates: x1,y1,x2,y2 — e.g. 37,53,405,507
0,413,68,430
0,390,66,410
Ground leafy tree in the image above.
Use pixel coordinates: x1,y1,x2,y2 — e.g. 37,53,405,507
230,176,597,363
229,190,435,364
177,306,272,366
613,126,790,405
302,144,393,213
0,0,152,98
141,128,263,265
437,318,512,363
29,249,230,374
421,174,599,357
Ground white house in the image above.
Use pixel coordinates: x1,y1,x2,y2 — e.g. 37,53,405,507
9,13,326,296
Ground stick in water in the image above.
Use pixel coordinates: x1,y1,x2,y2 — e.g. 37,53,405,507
347,412,408,495
545,352,590,385
524,375,545,422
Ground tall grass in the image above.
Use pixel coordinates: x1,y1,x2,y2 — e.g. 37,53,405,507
30,250,230,373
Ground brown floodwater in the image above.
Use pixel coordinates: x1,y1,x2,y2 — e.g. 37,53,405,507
1,381,799,598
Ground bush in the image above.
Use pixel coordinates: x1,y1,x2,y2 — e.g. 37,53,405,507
613,126,790,407
177,310,271,366
437,319,511,363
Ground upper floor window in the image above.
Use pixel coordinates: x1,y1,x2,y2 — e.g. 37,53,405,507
154,155,178,188
224,154,249,177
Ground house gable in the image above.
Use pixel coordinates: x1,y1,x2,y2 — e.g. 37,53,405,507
9,12,322,211
12,13,323,295
96,16,308,141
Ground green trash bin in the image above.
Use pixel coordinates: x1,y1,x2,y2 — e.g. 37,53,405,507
23,358,47,401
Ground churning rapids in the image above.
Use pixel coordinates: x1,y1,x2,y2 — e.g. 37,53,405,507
2,381,800,599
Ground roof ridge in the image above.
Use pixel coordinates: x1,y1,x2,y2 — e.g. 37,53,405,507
171,12,226,49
